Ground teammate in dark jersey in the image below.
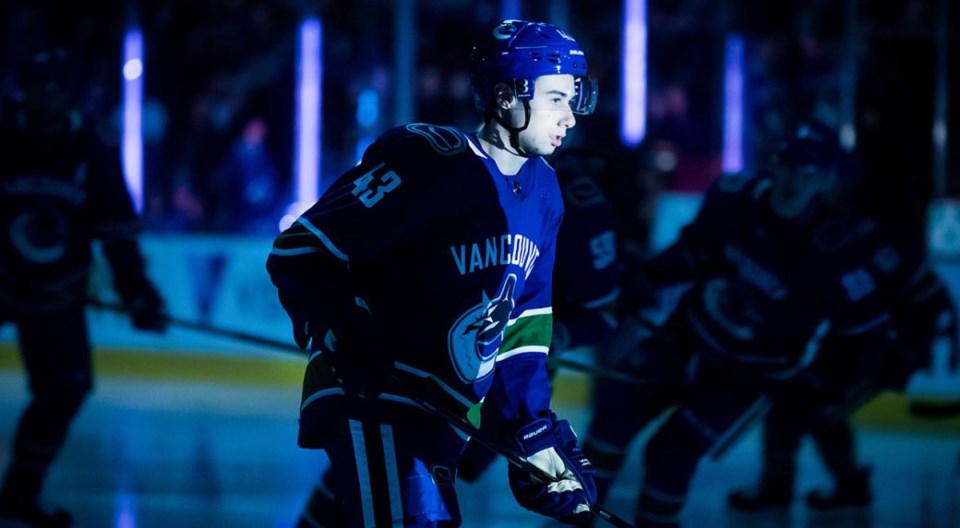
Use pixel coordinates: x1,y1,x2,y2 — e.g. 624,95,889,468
0,49,167,527
579,123,921,527
551,151,622,353
727,229,958,512
268,20,599,527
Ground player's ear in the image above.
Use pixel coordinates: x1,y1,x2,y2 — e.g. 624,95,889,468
493,82,516,109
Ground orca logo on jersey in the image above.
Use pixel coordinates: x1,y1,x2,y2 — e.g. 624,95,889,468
405,123,466,155
9,210,69,263
447,274,517,383
4,173,85,265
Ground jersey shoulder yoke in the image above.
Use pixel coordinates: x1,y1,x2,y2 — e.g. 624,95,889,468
369,123,472,161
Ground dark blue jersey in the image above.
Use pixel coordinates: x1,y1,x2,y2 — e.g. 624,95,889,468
645,174,916,378
552,168,621,350
267,124,564,444
0,104,142,314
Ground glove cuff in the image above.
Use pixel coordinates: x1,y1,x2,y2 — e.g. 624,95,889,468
515,416,557,458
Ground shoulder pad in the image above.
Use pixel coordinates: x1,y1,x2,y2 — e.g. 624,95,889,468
385,123,470,155
361,124,470,166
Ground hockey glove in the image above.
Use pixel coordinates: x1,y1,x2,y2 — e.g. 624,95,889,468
120,280,168,333
324,298,393,398
508,413,596,524
289,296,370,352
104,239,168,333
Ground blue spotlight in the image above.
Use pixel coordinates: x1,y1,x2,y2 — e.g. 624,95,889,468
295,18,322,205
621,0,648,146
122,29,143,212
722,34,744,173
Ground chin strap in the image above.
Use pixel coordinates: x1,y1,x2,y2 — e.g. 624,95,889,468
489,100,533,157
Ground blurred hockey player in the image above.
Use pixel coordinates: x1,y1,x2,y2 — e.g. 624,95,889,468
550,150,623,356
269,20,599,527
579,123,921,527
727,247,958,512
0,48,167,527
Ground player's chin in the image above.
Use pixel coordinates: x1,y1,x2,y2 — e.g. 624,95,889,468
536,144,559,157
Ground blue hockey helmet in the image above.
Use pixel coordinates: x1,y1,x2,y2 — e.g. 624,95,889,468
470,20,597,115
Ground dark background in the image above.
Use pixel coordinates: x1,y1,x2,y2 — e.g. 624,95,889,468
2,0,957,235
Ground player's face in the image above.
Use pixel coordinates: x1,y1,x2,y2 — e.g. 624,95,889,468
769,162,834,218
514,74,577,156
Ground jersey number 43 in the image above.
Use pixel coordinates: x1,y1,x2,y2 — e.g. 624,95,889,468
352,162,402,208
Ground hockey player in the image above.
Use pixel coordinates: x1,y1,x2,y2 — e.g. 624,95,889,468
292,150,621,524
550,150,623,354
0,48,168,527
268,20,599,527
579,123,920,527
727,244,958,512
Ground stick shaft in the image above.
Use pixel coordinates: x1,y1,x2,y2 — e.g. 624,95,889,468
89,298,633,526
87,299,305,355
399,381,634,528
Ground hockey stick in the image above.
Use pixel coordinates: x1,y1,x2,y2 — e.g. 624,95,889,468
395,378,634,528
86,298,307,356
707,395,772,461
90,298,631,525
90,297,655,386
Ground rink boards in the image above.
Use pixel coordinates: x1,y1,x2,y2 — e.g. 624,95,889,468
0,224,957,428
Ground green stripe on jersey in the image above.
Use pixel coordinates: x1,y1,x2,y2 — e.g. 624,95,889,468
500,312,552,355
272,225,321,250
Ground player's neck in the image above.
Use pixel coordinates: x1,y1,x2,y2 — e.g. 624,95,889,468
477,122,528,176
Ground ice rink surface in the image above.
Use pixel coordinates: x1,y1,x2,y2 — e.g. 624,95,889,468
0,364,957,528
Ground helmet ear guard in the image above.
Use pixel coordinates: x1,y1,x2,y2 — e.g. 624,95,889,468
493,82,518,108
